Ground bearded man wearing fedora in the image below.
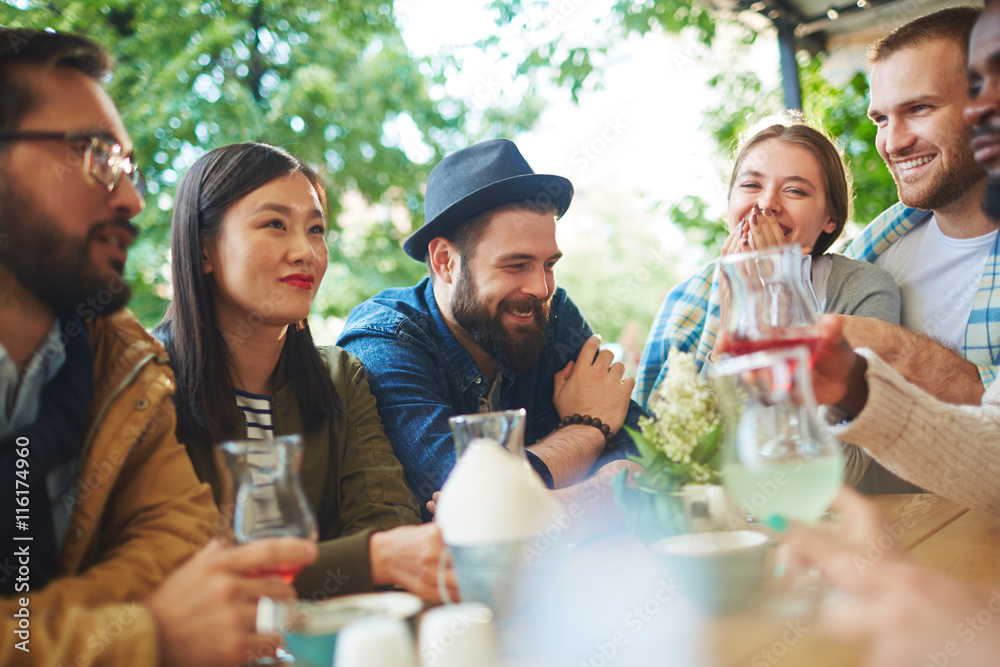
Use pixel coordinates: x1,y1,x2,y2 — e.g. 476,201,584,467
339,139,645,517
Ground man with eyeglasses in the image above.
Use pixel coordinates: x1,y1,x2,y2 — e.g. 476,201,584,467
0,28,316,667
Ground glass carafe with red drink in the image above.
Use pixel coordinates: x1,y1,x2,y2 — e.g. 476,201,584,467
718,243,821,363
216,434,318,583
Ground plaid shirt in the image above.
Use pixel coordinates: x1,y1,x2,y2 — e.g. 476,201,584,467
844,202,1000,385
635,261,721,409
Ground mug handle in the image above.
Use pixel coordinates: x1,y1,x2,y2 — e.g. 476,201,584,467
437,546,458,604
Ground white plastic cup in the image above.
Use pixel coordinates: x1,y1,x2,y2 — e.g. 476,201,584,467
334,618,415,667
418,603,497,667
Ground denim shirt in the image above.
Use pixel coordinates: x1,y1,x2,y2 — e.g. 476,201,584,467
338,278,644,512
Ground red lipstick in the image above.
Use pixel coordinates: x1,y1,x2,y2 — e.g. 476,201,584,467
279,273,315,290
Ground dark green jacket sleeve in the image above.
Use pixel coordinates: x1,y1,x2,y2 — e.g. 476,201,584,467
294,347,422,598
176,345,421,599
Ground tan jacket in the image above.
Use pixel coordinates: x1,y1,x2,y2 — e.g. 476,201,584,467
0,310,219,666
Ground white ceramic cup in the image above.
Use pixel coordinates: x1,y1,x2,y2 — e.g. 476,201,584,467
334,618,415,667
418,603,497,667
649,530,771,614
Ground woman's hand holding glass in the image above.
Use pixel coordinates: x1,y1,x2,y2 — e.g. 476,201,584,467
216,435,319,583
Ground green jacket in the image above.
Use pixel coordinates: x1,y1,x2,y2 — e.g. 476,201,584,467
179,346,422,597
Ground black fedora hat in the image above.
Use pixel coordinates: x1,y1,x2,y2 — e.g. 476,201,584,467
403,138,574,261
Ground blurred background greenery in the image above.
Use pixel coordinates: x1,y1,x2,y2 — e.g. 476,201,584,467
0,0,897,363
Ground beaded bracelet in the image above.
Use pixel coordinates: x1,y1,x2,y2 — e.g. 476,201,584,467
555,413,613,446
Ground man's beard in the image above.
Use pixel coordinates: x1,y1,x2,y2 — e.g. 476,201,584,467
892,125,985,210
451,270,551,375
0,177,134,319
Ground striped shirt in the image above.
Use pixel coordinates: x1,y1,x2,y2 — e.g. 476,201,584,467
235,389,274,440
233,389,283,529
844,202,1000,385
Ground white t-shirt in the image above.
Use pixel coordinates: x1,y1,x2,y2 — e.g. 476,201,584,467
875,215,997,348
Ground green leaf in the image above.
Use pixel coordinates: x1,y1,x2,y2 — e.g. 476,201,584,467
623,425,659,463
691,425,722,466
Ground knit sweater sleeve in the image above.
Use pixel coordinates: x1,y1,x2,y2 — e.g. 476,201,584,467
830,349,1000,515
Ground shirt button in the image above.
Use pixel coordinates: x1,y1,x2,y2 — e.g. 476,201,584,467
71,527,84,541
135,398,149,410
474,378,482,384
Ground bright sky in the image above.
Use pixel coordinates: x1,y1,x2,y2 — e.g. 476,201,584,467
395,0,782,272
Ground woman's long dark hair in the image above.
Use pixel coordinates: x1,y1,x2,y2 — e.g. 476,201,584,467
154,142,343,443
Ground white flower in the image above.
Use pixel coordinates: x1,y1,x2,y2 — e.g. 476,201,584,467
641,348,720,482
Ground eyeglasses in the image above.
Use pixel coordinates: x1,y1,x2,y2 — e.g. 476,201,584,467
0,130,146,201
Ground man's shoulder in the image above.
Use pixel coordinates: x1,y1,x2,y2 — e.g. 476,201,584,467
546,286,587,333
338,281,443,356
342,284,429,332
88,309,169,362
844,203,932,260
87,310,173,390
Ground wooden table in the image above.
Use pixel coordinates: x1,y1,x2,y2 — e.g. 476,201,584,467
499,494,997,666
710,493,999,667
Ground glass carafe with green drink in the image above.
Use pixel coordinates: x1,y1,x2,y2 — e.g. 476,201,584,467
710,345,842,525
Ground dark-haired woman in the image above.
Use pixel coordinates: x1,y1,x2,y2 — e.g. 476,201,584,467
155,142,454,600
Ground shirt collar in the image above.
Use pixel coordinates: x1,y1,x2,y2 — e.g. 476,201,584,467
0,319,67,434
0,319,67,387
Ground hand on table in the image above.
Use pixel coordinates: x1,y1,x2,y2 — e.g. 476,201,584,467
370,522,458,602
553,334,634,440
146,537,318,667
783,487,1000,667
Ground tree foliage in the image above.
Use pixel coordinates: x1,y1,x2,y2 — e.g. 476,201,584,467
0,0,541,327
2,0,900,348
487,1,898,259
